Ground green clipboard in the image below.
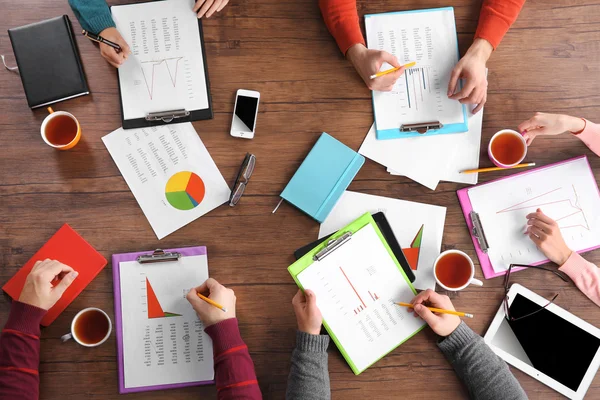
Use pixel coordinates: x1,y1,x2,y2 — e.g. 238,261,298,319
287,212,426,375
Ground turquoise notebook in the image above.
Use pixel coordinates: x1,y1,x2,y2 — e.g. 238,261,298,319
280,133,365,223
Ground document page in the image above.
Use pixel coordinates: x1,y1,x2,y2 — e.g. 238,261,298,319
468,157,600,272
365,8,464,130
119,255,214,389
298,224,425,373
112,0,209,120
102,123,231,240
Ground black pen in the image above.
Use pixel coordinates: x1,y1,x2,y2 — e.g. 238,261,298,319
82,30,122,53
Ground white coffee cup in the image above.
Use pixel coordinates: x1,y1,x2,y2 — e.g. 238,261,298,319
433,250,483,291
61,308,112,347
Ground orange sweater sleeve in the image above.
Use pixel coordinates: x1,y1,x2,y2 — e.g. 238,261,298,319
475,0,526,49
319,0,365,55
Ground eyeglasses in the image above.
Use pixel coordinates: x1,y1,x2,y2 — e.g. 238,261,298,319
229,153,255,207
503,263,569,322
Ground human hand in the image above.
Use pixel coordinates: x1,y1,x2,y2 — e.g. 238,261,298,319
98,27,131,68
186,278,236,327
193,0,229,18
409,289,460,337
18,259,79,310
517,113,586,146
292,289,323,335
448,38,492,114
526,208,572,265
346,44,405,92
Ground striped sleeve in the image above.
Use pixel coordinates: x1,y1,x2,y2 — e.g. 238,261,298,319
204,318,262,400
0,301,47,400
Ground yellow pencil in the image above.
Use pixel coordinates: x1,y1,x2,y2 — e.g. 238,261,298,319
395,302,474,318
370,61,417,79
460,163,536,175
197,292,227,312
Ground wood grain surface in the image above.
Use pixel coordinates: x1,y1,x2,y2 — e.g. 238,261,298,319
1,0,599,398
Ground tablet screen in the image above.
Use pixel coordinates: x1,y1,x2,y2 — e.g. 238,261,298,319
508,293,600,391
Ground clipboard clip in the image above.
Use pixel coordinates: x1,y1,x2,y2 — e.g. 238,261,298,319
313,232,353,262
400,121,443,134
470,211,489,253
137,249,182,264
145,109,190,123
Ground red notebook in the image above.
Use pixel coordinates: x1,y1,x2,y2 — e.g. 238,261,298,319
2,224,107,326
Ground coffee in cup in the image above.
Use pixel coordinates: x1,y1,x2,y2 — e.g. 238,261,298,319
61,308,111,347
488,129,527,168
434,250,483,291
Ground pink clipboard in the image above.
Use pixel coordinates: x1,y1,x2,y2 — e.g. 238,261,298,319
457,155,600,279
112,246,214,394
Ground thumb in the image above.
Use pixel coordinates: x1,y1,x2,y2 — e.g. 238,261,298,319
53,271,78,297
379,51,400,67
414,304,438,326
305,290,317,311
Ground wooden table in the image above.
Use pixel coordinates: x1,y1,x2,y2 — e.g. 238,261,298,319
1,0,599,398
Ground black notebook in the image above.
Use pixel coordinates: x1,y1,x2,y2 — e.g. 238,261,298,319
8,15,89,108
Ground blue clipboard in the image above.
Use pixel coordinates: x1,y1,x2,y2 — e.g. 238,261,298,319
365,7,468,140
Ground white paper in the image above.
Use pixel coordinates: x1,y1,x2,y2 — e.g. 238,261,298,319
467,157,600,272
298,224,425,373
119,255,214,389
113,0,209,120
365,8,463,131
102,123,231,239
386,106,484,186
319,191,446,290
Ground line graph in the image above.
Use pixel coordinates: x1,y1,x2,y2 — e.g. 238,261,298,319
339,266,366,315
140,57,184,100
497,185,590,231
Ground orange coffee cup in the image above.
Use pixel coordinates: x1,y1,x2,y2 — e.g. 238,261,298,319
40,107,81,150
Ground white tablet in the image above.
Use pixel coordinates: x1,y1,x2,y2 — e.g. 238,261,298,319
484,284,600,400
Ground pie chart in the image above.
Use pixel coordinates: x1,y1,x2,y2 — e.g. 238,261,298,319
165,171,205,211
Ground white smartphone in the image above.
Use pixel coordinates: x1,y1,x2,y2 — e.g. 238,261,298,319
230,89,260,139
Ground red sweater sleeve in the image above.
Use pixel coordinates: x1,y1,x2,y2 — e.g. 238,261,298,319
319,0,365,55
475,0,526,49
0,301,47,400
205,318,261,400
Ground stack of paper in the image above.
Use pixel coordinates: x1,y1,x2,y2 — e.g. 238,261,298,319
359,106,483,190
319,191,446,291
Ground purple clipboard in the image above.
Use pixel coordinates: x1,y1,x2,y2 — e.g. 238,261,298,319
457,155,600,279
112,246,214,394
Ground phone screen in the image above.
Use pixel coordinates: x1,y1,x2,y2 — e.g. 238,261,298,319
234,95,258,132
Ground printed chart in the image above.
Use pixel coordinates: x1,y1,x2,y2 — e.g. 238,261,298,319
467,157,600,272
496,186,590,232
402,224,424,270
395,67,443,114
146,278,182,319
298,224,425,373
140,57,185,100
165,171,206,211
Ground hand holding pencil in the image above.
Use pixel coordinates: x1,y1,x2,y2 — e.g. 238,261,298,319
186,278,236,327
407,289,462,337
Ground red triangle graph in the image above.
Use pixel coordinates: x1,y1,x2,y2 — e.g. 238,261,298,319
146,278,181,319
402,224,424,270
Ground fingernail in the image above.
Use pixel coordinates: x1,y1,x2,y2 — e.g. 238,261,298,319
415,304,423,312
70,271,79,278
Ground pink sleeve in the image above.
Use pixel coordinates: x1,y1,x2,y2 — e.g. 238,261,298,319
573,120,600,157
559,252,600,307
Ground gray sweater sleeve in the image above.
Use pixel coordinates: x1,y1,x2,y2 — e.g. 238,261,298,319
286,331,331,400
437,322,527,400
